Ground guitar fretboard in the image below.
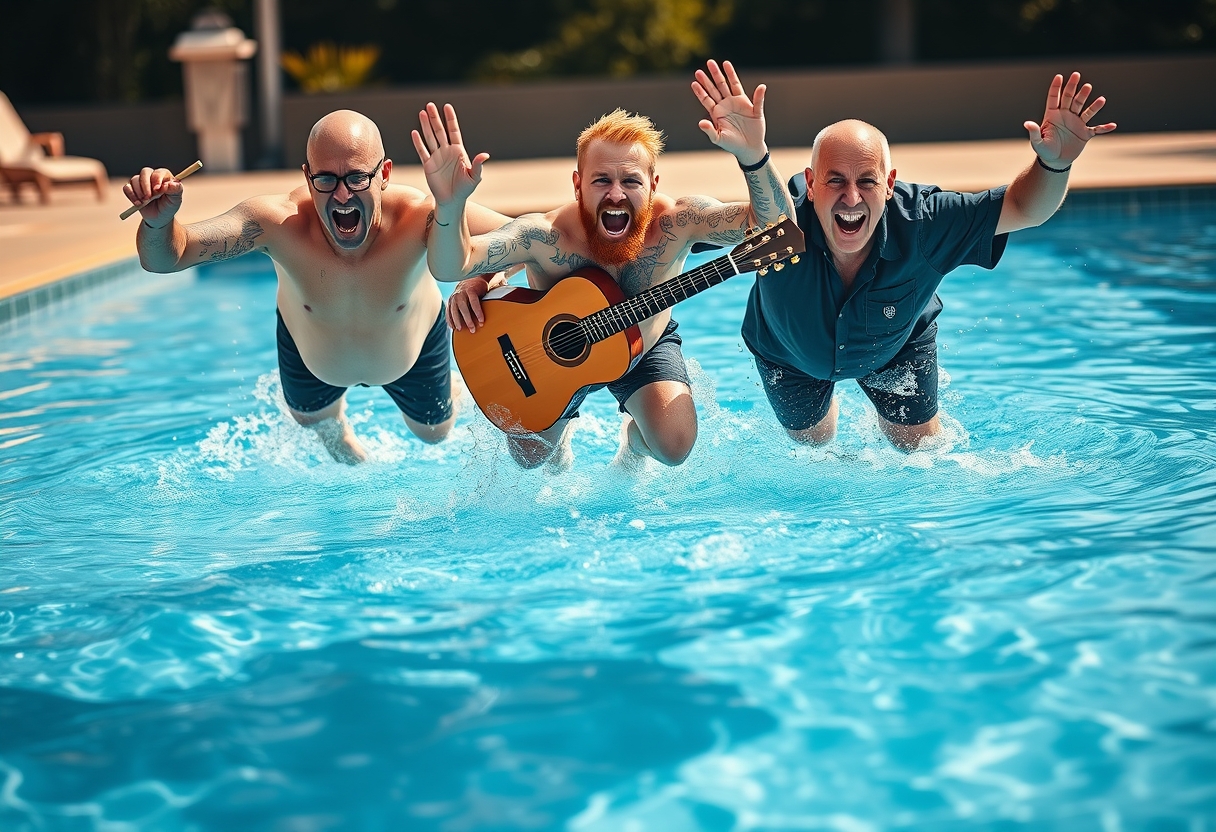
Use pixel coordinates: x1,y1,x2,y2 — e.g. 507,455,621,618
579,252,739,343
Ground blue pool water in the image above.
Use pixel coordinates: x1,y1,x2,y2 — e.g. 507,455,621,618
1,206,1215,831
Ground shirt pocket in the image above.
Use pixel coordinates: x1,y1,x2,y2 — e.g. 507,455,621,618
865,281,916,335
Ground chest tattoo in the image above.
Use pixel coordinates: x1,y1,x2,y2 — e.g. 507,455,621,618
618,215,677,297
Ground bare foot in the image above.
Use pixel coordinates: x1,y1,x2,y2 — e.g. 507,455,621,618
610,416,647,472
311,417,368,464
544,421,576,474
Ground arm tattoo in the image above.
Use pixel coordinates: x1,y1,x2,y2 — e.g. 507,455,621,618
674,197,749,244
467,218,559,274
744,169,773,219
196,218,264,261
767,165,794,218
619,215,677,296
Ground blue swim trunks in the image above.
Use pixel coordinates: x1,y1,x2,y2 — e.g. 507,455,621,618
563,318,690,418
276,308,454,425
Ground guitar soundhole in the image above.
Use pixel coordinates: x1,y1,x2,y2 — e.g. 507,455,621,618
543,315,590,367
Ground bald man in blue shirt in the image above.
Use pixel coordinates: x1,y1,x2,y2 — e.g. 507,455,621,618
745,72,1116,450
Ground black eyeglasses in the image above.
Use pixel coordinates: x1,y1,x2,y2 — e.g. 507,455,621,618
305,156,386,193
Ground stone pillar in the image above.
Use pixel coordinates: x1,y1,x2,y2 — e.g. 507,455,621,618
170,10,257,173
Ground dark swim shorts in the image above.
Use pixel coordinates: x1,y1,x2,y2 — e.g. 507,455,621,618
563,318,691,419
754,324,940,430
276,308,454,425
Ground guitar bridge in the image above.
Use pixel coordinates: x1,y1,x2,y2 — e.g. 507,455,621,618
498,334,536,397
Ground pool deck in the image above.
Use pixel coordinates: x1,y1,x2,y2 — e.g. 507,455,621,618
2,130,1215,303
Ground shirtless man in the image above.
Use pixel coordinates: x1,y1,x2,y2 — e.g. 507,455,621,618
412,60,793,470
123,110,508,463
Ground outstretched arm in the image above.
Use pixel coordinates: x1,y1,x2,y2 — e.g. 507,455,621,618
125,166,267,273
691,59,793,235
997,71,1117,234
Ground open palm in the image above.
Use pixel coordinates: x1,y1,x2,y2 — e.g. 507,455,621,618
1025,72,1117,167
692,60,767,163
412,102,488,205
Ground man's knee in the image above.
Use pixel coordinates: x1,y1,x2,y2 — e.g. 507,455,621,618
646,421,697,466
405,414,453,444
879,413,940,451
785,398,837,445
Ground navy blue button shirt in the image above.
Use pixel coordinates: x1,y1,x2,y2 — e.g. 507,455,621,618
742,178,1009,381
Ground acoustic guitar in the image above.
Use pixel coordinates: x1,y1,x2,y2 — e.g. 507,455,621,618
452,215,805,434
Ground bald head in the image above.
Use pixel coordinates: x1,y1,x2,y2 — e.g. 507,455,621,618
306,110,384,167
811,119,891,173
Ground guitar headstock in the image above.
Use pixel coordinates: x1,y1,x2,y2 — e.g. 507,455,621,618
730,215,806,276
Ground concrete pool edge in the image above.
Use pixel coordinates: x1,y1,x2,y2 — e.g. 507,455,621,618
0,257,141,332
2,183,1214,331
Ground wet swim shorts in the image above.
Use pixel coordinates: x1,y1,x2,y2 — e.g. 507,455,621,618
754,324,940,430
563,318,691,418
276,308,454,425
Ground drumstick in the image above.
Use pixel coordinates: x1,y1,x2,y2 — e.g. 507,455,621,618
119,160,203,220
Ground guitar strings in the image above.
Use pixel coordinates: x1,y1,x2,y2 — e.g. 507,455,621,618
497,254,739,366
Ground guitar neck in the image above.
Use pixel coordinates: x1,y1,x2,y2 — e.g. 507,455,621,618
582,251,740,342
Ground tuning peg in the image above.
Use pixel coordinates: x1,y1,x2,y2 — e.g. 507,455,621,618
773,262,784,271
776,228,785,236
777,213,787,221
790,255,800,264
761,235,771,243
765,221,774,229
753,259,762,267
758,267,769,276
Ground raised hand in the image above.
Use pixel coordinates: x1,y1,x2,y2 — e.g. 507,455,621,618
123,167,184,228
692,59,767,166
411,102,489,206
1025,72,1117,168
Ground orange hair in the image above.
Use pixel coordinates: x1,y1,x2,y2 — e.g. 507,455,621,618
576,109,665,173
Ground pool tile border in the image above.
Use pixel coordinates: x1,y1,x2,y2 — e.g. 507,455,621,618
0,257,141,332
1,185,1213,331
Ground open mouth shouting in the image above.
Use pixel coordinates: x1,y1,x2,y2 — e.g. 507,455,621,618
599,206,632,238
834,209,866,237
332,203,362,238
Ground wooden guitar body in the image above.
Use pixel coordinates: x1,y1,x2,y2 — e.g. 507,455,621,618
451,267,644,434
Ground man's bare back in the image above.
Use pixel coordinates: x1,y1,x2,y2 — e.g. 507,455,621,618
123,109,508,463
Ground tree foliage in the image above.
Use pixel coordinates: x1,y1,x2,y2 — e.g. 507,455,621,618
1,0,1213,106
473,0,734,80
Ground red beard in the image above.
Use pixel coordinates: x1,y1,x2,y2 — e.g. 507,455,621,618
578,192,653,267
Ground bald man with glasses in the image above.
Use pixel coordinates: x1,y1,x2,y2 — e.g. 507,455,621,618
125,110,509,463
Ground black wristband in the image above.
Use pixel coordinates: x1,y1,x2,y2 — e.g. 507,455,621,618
738,151,770,172
1036,156,1071,174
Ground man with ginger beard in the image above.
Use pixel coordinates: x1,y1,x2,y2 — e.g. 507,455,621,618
412,60,793,471
124,110,509,464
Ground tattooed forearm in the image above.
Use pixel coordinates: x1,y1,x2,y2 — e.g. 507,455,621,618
196,218,264,262
744,169,773,220
466,219,559,274
767,165,794,218
672,198,748,243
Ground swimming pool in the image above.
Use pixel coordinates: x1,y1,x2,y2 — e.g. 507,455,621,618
2,201,1214,830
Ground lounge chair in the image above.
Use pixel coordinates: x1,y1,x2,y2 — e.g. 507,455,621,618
0,90,107,204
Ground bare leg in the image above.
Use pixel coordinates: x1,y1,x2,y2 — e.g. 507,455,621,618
288,396,367,464
877,413,941,452
785,396,838,445
616,381,697,467
507,418,575,471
